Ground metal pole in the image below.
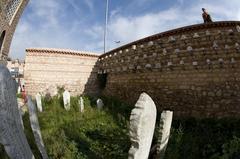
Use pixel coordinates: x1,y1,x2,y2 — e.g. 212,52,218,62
104,0,109,54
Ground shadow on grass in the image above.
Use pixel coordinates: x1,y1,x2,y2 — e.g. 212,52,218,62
22,113,42,159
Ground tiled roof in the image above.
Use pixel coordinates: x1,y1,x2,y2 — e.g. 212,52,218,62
26,48,99,58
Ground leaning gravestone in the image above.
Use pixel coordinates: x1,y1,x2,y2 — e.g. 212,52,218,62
156,110,173,159
63,90,71,111
128,92,157,159
0,65,34,159
35,93,43,112
79,96,84,112
18,107,24,130
96,98,104,109
27,96,49,159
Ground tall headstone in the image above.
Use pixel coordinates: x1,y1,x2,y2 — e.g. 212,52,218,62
35,93,42,112
63,90,70,111
18,85,21,94
0,65,34,159
128,92,157,159
156,110,173,159
27,96,49,159
79,96,84,112
96,98,104,109
18,107,24,130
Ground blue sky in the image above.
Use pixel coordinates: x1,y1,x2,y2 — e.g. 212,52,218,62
10,0,240,59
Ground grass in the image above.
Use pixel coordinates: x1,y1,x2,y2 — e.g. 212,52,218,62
164,118,240,159
28,95,131,159
2,93,240,159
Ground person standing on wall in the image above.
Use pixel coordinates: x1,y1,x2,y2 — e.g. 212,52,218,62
202,8,213,23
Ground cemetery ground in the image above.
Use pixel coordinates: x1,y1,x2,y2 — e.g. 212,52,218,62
1,92,240,158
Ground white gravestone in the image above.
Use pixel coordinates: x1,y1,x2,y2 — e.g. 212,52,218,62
79,96,84,112
128,92,157,159
63,90,71,111
97,98,104,109
0,65,34,159
156,110,173,158
18,107,24,130
35,93,43,112
27,96,49,159
18,85,21,94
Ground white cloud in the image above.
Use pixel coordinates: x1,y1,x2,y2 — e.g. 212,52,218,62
105,0,240,50
83,0,94,12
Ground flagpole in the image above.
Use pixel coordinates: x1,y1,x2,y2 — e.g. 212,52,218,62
104,0,109,54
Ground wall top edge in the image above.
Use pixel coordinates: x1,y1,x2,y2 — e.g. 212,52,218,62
100,21,240,58
26,48,100,58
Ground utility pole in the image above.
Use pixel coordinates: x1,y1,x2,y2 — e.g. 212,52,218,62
104,0,109,54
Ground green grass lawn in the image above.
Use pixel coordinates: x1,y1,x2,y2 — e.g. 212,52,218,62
24,95,132,159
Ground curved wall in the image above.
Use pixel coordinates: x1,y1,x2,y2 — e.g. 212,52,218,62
99,21,240,118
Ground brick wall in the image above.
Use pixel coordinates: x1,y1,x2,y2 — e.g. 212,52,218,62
99,21,240,118
24,48,99,96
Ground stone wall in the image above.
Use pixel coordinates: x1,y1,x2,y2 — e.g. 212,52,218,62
0,0,29,64
99,21,240,118
24,48,99,96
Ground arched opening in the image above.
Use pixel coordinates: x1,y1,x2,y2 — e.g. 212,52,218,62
0,30,6,52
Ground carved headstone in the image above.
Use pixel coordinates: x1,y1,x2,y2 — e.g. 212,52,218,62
18,85,21,94
35,93,42,112
0,65,34,159
79,96,84,112
156,110,173,158
128,93,157,159
97,98,104,109
27,96,49,159
63,90,71,111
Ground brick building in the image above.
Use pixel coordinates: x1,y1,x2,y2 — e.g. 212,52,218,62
24,48,100,96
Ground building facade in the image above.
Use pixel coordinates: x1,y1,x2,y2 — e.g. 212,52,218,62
24,48,100,96
99,21,240,118
7,58,24,77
